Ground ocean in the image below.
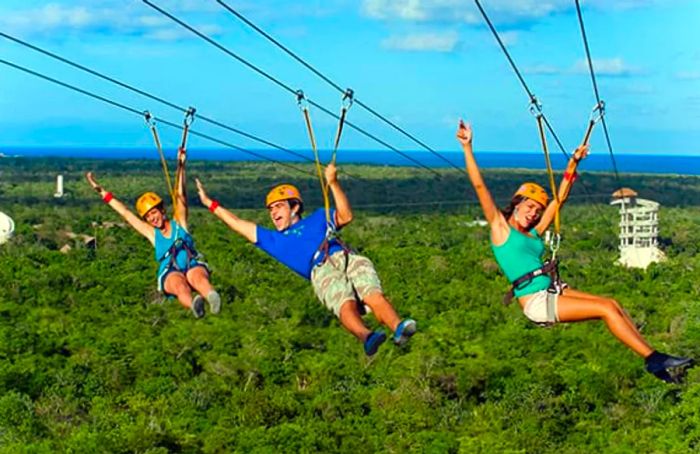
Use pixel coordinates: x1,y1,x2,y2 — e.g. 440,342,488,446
3,148,700,176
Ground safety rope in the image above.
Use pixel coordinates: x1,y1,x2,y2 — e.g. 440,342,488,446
330,89,354,165
144,111,177,211
297,90,332,226
529,101,561,257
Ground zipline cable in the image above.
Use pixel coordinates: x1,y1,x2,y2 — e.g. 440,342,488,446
474,0,610,220
0,31,325,168
574,0,622,184
140,0,442,177
0,58,315,176
214,0,467,174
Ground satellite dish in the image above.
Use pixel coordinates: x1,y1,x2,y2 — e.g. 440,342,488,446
0,211,15,244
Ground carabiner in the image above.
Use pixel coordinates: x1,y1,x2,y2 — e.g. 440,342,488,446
184,106,196,127
528,95,543,118
143,110,156,127
549,232,561,259
590,100,605,124
296,89,309,110
342,88,354,110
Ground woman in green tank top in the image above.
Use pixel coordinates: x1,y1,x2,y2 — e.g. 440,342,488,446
456,120,692,384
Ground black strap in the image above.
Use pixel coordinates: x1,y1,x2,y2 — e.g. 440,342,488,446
502,259,559,306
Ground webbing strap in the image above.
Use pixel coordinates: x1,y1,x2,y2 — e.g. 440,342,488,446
297,90,332,226
144,111,177,211
330,88,353,164
502,259,559,306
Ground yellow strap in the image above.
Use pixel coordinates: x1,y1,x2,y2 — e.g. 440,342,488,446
148,124,177,211
535,114,560,235
301,107,331,226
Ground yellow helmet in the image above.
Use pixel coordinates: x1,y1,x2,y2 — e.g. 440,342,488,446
265,184,303,207
514,182,548,207
136,192,163,218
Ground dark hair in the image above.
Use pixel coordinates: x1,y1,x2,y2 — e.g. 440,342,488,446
289,199,304,217
501,195,526,220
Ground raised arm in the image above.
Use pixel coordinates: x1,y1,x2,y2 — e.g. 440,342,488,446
535,144,589,234
457,121,509,242
324,163,353,229
85,172,155,244
195,177,257,243
173,147,188,229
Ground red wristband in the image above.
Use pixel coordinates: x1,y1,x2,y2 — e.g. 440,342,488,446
102,192,113,203
209,200,219,213
563,171,578,182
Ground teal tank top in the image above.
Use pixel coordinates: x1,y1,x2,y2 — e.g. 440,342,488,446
491,226,551,297
154,220,197,276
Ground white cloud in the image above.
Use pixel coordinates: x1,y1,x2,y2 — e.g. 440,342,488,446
524,64,561,75
573,58,639,77
0,1,222,41
361,0,668,25
676,71,700,80
382,31,460,52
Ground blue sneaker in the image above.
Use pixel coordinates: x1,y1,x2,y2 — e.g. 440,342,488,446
364,331,386,356
393,319,417,346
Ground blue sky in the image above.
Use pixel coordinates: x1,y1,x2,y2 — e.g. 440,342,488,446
1,0,699,159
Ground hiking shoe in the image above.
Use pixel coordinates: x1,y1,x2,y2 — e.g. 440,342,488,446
364,331,387,357
645,351,694,384
206,290,221,315
191,294,205,319
393,319,417,346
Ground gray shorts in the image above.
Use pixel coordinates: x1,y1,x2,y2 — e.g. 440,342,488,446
522,290,559,326
310,251,383,317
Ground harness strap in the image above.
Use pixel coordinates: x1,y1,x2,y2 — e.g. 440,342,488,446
502,259,560,306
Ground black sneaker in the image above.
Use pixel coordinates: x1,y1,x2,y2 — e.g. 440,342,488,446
190,295,205,319
645,351,694,383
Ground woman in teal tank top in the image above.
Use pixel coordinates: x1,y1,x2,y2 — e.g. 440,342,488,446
457,120,692,383
85,147,221,319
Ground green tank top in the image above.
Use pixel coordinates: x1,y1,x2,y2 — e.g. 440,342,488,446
491,226,551,297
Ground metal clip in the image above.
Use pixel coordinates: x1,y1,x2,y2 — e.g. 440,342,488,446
549,232,561,259
591,100,605,124
143,110,156,127
342,88,354,109
528,95,543,118
184,106,196,127
295,89,308,110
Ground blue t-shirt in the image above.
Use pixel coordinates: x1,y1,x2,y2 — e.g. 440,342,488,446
255,208,343,280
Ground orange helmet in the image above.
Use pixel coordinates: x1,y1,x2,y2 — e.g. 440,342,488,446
514,182,548,207
136,192,164,218
265,184,303,207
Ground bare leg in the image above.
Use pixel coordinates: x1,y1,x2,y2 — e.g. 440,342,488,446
164,272,193,309
363,292,401,332
563,288,642,338
186,266,214,296
338,300,372,342
556,290,653,358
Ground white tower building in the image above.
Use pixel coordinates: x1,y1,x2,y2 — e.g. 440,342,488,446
54,174,64,198
610,188,666,269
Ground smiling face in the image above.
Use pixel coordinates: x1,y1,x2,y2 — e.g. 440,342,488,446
268,200,299,231
513,198,545,231
144,205,166,229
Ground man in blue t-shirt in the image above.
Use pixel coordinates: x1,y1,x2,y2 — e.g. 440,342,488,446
195,163,416,356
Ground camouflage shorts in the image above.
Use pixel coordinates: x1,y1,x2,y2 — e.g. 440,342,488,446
310,251,383,317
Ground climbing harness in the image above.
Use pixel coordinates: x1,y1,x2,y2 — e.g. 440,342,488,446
297,89,355,265
502,259,560,306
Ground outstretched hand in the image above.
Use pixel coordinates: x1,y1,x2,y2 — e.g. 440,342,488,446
85,172,103,193
195,177,212,207
456,120,473,146
324,162,338,186
573,144,590,163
